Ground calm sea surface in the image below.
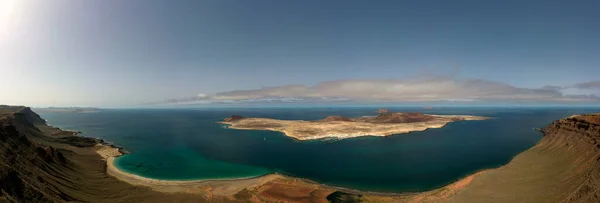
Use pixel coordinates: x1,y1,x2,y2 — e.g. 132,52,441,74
40,107,600,192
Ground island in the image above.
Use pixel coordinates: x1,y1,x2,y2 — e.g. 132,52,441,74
33,107,102,113
219,109,489,141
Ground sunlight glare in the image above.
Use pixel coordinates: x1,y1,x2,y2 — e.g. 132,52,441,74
0,0,18,29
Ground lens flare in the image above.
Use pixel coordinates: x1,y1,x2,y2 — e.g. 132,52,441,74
0,0,17,28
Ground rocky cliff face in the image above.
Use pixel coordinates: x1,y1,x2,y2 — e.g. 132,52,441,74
542,115,600,149
12,107,47,127
540,115,600,202
0,117,72,202
327,114,600,203
0,106,217,203
224,115,245,122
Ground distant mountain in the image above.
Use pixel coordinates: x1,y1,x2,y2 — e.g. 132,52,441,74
32,107,102,113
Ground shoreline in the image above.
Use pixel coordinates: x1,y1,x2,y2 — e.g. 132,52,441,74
21,105,600,202
96,144,276,181
219,114,490,141
87,112,597,202
95,143,411,195
94,142,495,197
87,113,552,200
95,143,284,195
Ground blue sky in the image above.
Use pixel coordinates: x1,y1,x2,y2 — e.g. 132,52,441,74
0,0,599,107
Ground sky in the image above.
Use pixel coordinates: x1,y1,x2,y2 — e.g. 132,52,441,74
0,0,599,107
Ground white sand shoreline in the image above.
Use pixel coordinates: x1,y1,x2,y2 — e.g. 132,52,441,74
94,144,280,195
94,143,484,197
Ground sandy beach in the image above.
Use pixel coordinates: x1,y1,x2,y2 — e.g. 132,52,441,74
95,144,282,196
94,143,488,201
93,144,342,202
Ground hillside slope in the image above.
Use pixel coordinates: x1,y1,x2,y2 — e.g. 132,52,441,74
0,107,230,202
344,114,600,202
434,114,600,202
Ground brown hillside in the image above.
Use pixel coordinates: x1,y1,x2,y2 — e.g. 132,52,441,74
362,112,436,123
322,116,352,122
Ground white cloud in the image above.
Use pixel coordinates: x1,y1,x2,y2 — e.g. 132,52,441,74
571,81,600,89
156,78,600,104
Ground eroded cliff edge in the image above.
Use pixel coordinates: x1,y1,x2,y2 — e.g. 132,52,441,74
0,106,219,202
379,114,600,202
539,114,600,202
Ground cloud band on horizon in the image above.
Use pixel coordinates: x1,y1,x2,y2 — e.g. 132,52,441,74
152,78,600,105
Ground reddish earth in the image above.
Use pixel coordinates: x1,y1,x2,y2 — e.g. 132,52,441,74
358,112,436,123
255,179,333,203
321,116,352,122
574,114,600,125
224,115,245,122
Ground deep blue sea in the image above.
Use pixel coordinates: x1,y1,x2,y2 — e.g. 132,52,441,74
40,107,600,192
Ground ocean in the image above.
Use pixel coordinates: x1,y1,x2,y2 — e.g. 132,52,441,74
40,107,600,192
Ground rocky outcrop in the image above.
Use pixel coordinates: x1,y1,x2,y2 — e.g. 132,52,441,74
224,115,245,122
322,116,352,122
0,106,215,202
321,114,600,203
542,115,600,148
539,115,600,202
11,107,46,128
0,121,72,202
362,112,436,123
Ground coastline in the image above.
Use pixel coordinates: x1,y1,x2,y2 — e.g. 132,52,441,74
220,114,490,141
8,105,599,201
95,144,282,195
90,113,496,197
93,142,492,197
88,112,600,202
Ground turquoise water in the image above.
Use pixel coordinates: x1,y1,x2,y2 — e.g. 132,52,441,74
40,107,600,192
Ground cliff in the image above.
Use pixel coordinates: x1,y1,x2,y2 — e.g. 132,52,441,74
0,121,69,202
2,107,47,128
0,106,218,202
325,114,600,202
395,114,600,202
537,115,600,202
